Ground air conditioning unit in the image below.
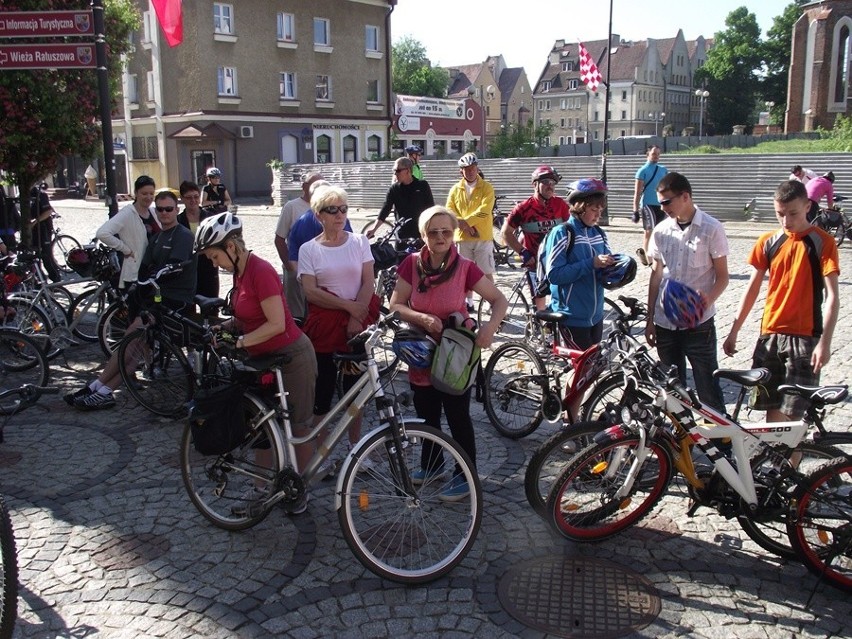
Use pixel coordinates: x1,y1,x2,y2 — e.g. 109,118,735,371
239,126,254,139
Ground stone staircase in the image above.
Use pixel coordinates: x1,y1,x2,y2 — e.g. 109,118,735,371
281,152,852,223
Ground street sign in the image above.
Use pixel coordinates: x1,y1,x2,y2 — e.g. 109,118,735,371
0,44,96,70
0,10,94,38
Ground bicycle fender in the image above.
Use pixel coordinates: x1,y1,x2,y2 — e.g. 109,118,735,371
593,423,633,445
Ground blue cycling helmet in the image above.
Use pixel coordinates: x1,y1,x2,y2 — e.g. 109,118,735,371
567,178,608,204
405,144,422,154
598,254,637,290
662,280,707,329
391,326,437,369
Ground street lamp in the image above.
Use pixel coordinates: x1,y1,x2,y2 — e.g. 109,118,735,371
695,89,709,139
650,111,666,136
765,101,775,132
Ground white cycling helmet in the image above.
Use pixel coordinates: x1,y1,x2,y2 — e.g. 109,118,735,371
194,211,242,252
205,167,222,178
458,153,478,168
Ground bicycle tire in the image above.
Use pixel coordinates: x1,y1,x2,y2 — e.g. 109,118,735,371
3,297,58,359
0,494,18,639
524,420,608,518
477,284,531,342
118,328,194,417
97,300,130,356
0,330,50,414
338,422,482,584
69,287,109,342
546,435,673,541
50,233,82,274
47,285,75,316
737,441,847,560
181,393,286,531
786,456,852,593
580,372,658,423
483,341,548,439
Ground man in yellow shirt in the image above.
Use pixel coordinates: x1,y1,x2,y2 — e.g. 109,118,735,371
445,153,496,309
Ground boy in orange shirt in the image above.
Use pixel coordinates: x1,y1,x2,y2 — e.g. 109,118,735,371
723,180,840,421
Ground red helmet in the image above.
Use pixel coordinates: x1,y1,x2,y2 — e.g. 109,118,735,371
532,165,561,184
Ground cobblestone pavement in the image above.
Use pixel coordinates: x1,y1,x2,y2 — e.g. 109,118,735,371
0,199,849,638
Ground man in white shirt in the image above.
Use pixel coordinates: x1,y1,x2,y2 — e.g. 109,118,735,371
790,165,818,185
274,172,322,320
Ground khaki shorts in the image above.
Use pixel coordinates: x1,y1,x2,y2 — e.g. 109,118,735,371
457,240,495,275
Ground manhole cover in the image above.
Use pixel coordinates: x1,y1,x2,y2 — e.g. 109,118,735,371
498,555,660,638
91,533,171,570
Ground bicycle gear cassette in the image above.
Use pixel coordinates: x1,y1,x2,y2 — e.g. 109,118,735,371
542,391,562,421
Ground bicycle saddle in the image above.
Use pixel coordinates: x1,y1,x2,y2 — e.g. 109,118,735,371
778,384,848,405
534,310,569,323
713,368,771,386
194,294,226,316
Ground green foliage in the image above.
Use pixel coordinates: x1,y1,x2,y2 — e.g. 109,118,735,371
0,0,139,201
696,7,763,135
392,36,449,98
816,114,852,152
489,121,556,158
266,159,286,170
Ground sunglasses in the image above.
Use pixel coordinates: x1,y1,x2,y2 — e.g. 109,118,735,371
394,168,409,174
659,195,680,207
321,205,348,215
155,206,176,213
426,228,454,239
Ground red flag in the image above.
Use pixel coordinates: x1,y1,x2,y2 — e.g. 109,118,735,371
578,42,603,92
151,0,183,47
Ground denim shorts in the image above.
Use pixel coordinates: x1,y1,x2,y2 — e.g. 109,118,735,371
750,333,819,416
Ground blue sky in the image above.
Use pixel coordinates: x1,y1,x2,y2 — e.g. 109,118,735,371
391,1,792,82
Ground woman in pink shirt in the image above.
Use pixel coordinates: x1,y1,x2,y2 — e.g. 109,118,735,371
390,206,507,501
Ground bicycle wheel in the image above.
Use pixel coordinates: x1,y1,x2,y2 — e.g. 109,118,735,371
0,330,50,414
118,328,194,417
69,286,109,342
50,234,82,274
737,442,847,560
483,341,548,439
3,296,57,358
338,422,482,584
477,284,532,342
787,457,852,593
0,494,18,639
524,420,608,518
546,435,673,541
181,393,286,531
581,372,658,422
97,300,130,356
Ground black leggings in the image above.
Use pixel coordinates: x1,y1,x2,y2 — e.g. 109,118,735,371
411,383,476,476
313,352,358,415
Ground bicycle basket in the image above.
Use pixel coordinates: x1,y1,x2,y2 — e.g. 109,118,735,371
67,247,93,277
370,241,398,272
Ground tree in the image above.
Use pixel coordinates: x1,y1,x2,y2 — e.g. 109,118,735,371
695,7,763,134
0,0,138,233
761,2,807,124
392,36,449,98
488,121,556,158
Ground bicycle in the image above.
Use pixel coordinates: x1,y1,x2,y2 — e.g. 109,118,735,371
482,296,647,439
543,358,850,585
812,195,848,246
180,314,482,584
491,195,517,270
0,329,50,418
47,213,84,274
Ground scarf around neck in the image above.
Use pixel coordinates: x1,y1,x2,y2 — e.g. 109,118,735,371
416,244,460,293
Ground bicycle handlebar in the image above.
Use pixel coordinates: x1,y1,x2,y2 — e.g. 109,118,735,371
0,384,59,404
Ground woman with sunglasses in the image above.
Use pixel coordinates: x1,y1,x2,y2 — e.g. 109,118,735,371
298,186,379,453
389,206,507,501
96,175,161,290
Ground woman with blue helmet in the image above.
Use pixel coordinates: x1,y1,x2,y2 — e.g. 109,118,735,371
540,178,621,417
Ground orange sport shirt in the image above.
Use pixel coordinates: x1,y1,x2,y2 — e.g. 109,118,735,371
748,227,840,337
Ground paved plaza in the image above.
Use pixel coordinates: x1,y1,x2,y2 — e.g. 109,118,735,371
0,199,850,638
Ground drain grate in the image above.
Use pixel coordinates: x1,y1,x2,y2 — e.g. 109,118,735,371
498,555,660,638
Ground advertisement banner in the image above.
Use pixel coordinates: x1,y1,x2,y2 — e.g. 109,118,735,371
394,94,466,120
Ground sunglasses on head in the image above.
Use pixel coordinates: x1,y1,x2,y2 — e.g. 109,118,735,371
426,228,454,239
321,204,348,215
155,205,176,213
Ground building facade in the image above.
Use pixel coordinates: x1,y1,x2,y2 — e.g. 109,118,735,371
115,0,394,197
787,0,852,133
533,33,710,144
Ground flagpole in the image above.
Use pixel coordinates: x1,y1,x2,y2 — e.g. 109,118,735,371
600,0,614,185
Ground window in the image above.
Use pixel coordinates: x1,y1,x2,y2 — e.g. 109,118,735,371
545,100,551,110
314,18,330,45
367,79,379,103
367,135,381,159
560,118,565,127
217,66,238,96
146,70,154,102
561,62,573,72
277,13,295,42
365,25,379,52
568,79,578,90
621,110,627,119
316,134,331,163
316,75,331,101
541,81,551,92
132,136,159,160
280,72,296,99
833,23,850,104
127,74,138,103
560,99,566,109
621,90,627,100
343,135,357,163
213,4,234,35
141,11,152,43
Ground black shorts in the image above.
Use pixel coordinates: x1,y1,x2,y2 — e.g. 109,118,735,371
641,205,665,231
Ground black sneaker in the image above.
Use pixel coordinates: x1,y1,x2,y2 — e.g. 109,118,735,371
74,390,116,411
64,386,92,406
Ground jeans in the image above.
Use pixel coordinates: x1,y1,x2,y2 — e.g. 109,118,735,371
411,383,476,476
655,318,725,413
